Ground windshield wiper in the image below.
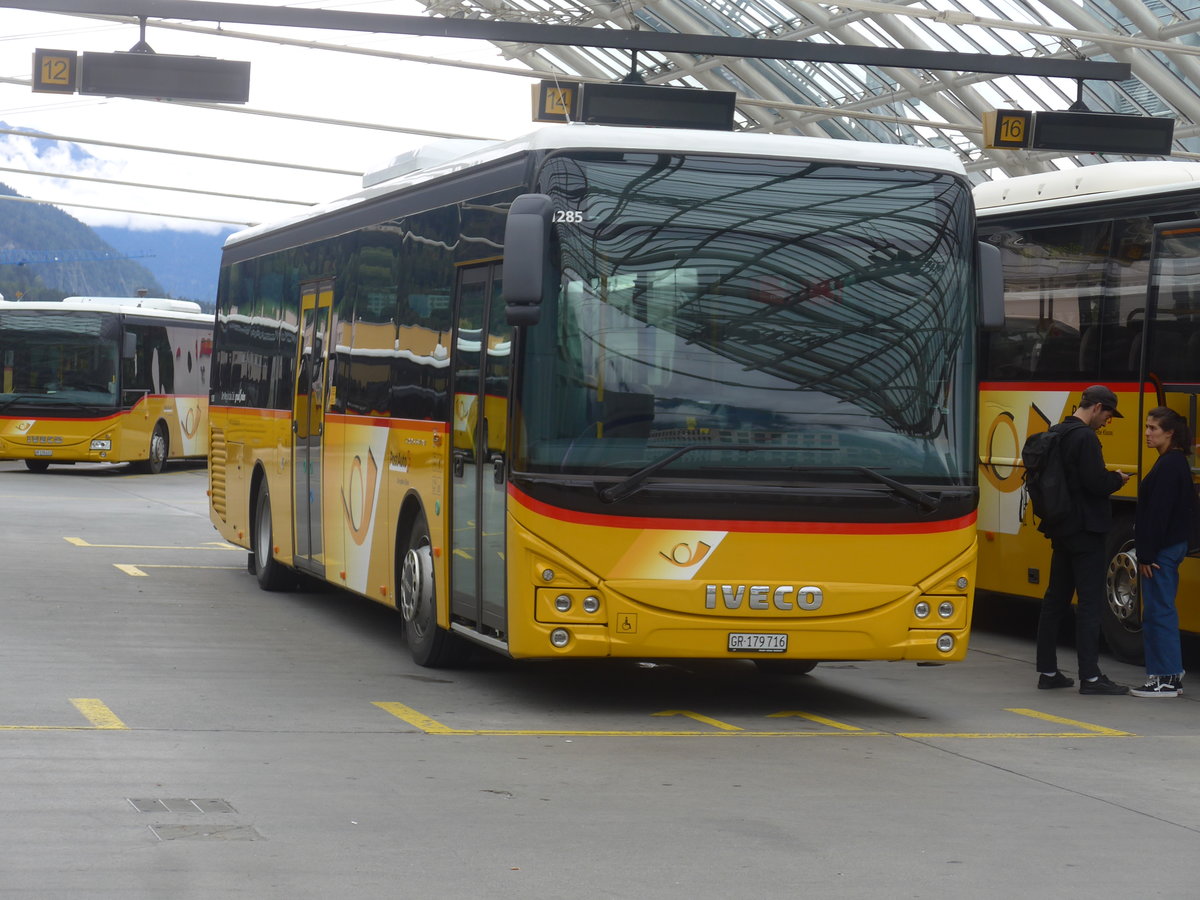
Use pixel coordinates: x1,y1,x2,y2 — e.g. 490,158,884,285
0,393,40,413
596,444,768,503
598,454,942,511
786,465,940,512
0,394,100,415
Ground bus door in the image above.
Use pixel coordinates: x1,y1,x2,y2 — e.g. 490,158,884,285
292,280,334,574
1147,221,1200,436
450,262,511,636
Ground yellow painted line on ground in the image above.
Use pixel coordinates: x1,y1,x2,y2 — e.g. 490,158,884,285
374,702,1136,738
767,711,864,731
651,710,742,730
373,702,459,734
70,698,128,729
67,537,240,550
0,699,127,731
1005,707,1135,737
114,564,245,576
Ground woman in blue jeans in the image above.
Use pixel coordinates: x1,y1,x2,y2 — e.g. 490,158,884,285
1133,406,1196,698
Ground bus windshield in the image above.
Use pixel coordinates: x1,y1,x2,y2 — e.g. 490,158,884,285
515,151,977,487
0,309,120,408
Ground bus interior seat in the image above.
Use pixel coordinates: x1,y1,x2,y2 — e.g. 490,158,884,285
601,389,654,439
1034,330,1080,376
1077,326,1101,375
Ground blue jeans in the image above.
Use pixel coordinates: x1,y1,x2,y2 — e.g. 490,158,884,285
1142,541,1186,678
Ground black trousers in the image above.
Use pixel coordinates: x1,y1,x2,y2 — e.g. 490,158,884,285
1035,530,1106,680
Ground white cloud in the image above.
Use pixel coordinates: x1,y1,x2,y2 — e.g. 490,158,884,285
0,3,536,232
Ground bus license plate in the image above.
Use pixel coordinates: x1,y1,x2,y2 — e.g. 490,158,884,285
728,632,787,653
33,449,52,457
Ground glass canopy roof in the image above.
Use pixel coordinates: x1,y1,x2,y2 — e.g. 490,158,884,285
415,0,1200,183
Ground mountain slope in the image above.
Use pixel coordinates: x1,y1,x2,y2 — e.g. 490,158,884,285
93,226,234,308
0,182,166,299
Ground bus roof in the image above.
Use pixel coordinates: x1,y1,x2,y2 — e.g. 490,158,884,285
0,296,212,322
227,123,966,249
974,160,1200,216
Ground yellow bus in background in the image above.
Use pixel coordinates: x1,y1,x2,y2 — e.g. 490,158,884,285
976,161,1200,662
209,124,999,669
0,296,212,473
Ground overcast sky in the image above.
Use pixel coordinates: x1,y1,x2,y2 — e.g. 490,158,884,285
0,2,536,234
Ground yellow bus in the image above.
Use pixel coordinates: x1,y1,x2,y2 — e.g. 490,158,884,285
0,296,212,473
209,124,1000,668
976,161,1200,661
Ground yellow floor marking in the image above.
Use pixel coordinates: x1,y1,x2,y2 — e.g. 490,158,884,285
114,564,245,576
0,699,127,731
68,537,240,550
375,702,1136,738
373,702,458,734
1005,707,1135,737
652,710,742,731
71,698,128,729
767,711,863,731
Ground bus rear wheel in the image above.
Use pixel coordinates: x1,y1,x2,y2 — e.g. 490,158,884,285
399,514,467,668
1101,520,1144,665
253,483,294,591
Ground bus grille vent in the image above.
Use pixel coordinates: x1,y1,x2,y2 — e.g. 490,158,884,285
209,428,227,519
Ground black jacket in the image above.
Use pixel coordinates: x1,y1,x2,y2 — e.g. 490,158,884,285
1048,418,1125,538
1135,449,1195,565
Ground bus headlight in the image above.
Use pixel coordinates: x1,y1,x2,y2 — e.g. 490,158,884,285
554,594,572,612
582,595,600,614
90,439,112,450
936,634,955,653
938,601,955,619
550,628,570,648
914,601,931,619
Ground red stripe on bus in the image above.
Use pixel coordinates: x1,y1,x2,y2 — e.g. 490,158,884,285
508,483,975,534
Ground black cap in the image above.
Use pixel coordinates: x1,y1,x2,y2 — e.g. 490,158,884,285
1082,384,1123,417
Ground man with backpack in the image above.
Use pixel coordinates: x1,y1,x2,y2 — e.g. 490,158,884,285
1031,385,1131,695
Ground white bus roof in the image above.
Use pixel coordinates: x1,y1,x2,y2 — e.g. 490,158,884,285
228,123,966,248
974,161,1200,216
0,296,212,322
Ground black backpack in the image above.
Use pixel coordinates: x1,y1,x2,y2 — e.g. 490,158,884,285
1021,424,1078,534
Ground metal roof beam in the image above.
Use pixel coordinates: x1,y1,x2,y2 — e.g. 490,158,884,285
0,0,1131,79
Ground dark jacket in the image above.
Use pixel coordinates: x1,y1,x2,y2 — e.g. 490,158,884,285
1135,449,1196,565
1048,418,1125,539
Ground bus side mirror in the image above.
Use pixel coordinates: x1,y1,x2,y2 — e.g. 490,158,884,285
122,332,137,359
978,241,1005,331
503,193,554,327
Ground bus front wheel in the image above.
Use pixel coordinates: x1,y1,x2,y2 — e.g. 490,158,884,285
24,459,50,473
1101,520,1144,665
135,422,168,474
253,484,294,591
399,515,467,668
